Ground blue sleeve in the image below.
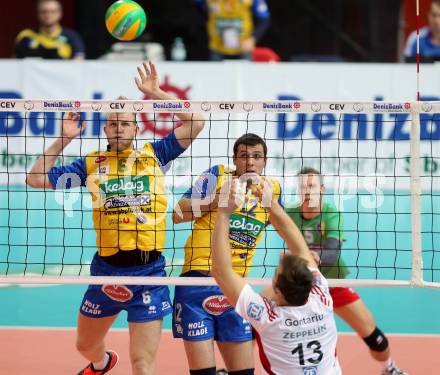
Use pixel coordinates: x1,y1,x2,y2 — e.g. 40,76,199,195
65,29,85,58
183,165,220,199
151,132,186,167
48,157,87,189
252,0,270,19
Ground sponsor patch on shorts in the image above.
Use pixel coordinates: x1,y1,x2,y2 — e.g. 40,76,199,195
202,295,232,315
102,285,133,302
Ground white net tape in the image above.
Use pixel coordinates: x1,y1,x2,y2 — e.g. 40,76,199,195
0,99,438,288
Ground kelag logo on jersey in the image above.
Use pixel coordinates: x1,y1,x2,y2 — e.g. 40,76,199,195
229,214,263,237
100,175,149,197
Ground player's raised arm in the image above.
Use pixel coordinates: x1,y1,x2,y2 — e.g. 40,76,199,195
211,178,247,306
270,200,317,267
254,178,317,267
135,61,205,149
26,112,86,189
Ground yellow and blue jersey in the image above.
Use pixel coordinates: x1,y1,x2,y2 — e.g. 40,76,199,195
181,164,282,276
48,132,185,256
195,0,270,55
15,25,85,59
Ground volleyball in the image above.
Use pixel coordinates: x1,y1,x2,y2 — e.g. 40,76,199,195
105,0,147,41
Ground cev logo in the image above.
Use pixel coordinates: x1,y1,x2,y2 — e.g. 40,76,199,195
0,91,106,136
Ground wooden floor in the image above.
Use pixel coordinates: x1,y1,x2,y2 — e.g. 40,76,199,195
0,328,436,374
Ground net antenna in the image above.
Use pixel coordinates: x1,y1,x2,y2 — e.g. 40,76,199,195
0,99,438,289
416,0,421,101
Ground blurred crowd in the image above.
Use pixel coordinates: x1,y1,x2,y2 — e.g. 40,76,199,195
12,0,440,63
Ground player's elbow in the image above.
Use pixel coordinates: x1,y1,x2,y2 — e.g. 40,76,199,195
191,117,205,136
172,210,184,224
25,173,43,188
172,201,189,223
211,262,227,283
211,267,231,294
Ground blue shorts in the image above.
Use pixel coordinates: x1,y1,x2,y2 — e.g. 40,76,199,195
79,253,172,323
172,271,253,342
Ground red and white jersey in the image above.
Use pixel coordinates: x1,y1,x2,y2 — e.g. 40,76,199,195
235,268,341,375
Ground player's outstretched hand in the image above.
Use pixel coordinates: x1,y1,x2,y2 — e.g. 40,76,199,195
218,177,246,214
62,112,85,140
251,176,275,209
135,61,161,97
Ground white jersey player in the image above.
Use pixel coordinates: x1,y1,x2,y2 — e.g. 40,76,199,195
211,178,341,374
236,270,340,374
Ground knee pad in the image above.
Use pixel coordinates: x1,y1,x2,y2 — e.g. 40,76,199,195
190,367,216,375
229,369,255,375
362,327,389,352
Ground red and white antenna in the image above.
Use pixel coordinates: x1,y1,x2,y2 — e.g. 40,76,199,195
416,0,421,101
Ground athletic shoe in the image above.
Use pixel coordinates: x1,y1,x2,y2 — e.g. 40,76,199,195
77,350,119,375
382,366,408,375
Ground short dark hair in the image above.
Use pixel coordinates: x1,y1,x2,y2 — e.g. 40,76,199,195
298,166,324,185
233,133,267,158
275,254,313,306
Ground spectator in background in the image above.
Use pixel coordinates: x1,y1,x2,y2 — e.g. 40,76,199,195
404,0,440,62
15,0,85,60
195,0,271,61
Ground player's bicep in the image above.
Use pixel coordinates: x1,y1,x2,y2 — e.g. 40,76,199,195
48,157,87,189
151,132,186,167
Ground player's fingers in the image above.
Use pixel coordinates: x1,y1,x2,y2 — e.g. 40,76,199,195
251,185,263,200
69,113,80,122
149,61,157,77
143,61,150,76
134,77,141,89
137,66,146,81
66,111,76,120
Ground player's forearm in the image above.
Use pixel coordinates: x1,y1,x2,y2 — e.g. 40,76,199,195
148,87,198,123
149,88,205,144
26,138,70,188
173,196,218,223
211,211,234,279
318,238,342,266
212,210,246,305
173,113,205,149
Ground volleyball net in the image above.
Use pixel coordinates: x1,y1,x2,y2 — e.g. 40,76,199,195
0,99,438,288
